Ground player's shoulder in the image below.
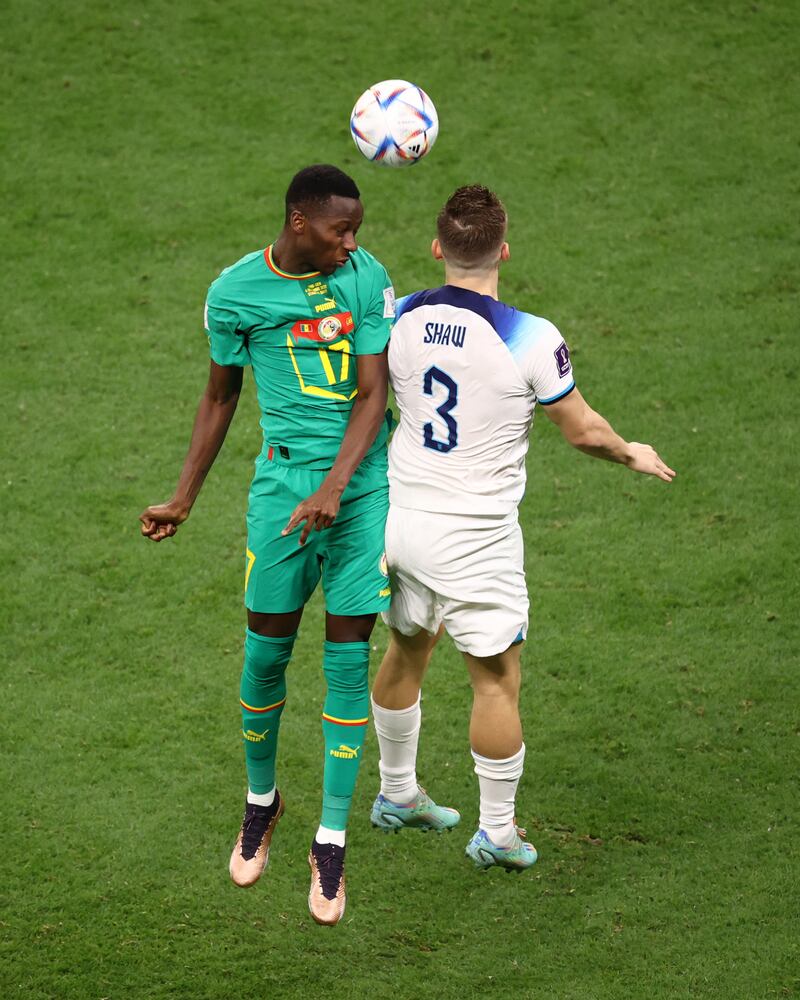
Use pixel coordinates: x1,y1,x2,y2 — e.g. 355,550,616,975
490,298,563,349
394,287,433,320
393,285,559,340
393,286,490,324
347,246,389,278
208,249,265,295
341,248,394,320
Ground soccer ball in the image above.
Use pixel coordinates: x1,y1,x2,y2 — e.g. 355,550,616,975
350,80,438,167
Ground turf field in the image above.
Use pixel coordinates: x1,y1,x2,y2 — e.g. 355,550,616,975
2,1,798,997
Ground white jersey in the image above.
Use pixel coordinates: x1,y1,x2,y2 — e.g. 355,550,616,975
388,285,575,514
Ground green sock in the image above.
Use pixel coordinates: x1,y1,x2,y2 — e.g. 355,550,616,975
320,640,370,830
239,629,295,795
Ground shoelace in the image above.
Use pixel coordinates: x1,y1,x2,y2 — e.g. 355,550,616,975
240,804,275,859
315,847,344,900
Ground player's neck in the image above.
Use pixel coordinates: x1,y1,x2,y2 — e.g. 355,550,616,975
272,232,315,276
443,267,500,300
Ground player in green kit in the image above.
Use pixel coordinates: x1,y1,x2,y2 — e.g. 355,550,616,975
140,165,394,926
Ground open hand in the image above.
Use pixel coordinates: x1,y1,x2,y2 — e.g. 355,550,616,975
626,443,676,482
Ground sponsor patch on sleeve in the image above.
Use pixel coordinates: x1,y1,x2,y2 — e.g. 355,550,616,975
554,340,571,378
383,286,396,318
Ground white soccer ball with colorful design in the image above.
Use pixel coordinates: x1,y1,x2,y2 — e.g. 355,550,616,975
350,80,438,167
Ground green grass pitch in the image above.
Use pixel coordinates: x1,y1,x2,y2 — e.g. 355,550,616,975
2,1,798,997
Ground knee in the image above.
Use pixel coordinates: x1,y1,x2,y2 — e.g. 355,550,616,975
323,640,369,696
244,629,295,682
471,665,521,702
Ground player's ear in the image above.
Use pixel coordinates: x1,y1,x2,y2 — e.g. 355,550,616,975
500,242,510,262
289,209,307,235
431,238,444,261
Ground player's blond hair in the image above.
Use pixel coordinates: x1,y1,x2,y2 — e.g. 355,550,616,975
436,185,507,269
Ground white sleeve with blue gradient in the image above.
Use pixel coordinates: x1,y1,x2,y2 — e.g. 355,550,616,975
520,317,575,404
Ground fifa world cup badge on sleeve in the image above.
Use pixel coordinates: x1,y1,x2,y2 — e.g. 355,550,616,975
554,341,571,378
383,286,396,318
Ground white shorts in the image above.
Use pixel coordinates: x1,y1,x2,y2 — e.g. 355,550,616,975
381,505,529,658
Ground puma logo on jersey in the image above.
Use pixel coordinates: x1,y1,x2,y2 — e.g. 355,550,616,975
314,297,338,313
423,322,467,347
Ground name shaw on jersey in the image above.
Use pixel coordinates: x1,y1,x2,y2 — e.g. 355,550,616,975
423,322,467,348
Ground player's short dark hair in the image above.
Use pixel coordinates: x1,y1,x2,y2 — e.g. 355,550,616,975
436,185,507,268
285,164,360,219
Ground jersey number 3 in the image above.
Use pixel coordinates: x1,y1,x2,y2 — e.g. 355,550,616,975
423,366,458,453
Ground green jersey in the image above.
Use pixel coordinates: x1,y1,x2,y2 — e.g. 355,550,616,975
205,244,395,470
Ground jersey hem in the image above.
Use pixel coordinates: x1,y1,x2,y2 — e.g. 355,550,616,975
539,381,576,405
388,488,521,516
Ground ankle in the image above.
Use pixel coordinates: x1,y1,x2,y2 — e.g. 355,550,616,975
315,825,346,847
483,822,517,849
247,787,276,808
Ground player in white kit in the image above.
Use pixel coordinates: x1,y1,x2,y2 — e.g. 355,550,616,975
369,186,676,870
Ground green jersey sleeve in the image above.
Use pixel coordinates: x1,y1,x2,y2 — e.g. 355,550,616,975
353,258,395,356
205,278,251,367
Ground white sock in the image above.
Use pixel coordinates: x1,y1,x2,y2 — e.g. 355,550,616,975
472,744,526,849
371,694,421,805
315,825,346,847
247,787,275,808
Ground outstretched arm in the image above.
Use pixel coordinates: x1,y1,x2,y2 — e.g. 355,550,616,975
139,360,244,541
282,349,389,545
543,387,675,482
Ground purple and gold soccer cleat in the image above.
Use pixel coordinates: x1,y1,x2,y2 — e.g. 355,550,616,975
229,791,284,887
308,839,347,926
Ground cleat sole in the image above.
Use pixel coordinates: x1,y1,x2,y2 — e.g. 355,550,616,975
371,822,401,834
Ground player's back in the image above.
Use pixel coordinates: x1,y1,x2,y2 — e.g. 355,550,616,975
388,285,574,515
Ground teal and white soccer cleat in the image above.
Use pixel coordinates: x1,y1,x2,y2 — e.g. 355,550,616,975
370,787,461,833
465,827,538,872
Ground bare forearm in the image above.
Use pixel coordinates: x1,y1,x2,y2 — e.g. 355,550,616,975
171,390,240,513
570,411,633,465
140,361,243,541
324,389,387,494
279,352,389,545
545,388,675,482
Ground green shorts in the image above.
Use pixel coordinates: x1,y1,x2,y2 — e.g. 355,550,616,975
245,449,391,616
